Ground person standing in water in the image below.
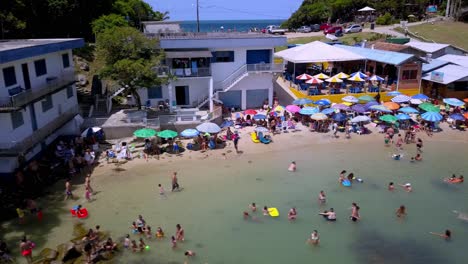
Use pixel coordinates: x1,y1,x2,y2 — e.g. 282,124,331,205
318,190,326,204
396,205,406,217
249,203,257,212
65,179,73,200
171,172,180,192
288,161,296,172
307,230,320,245
175,224,185,241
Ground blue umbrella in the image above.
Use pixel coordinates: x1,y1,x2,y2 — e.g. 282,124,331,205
412,93,429,100
220,120,234,128
333,113,347,122
351,115,370,123
315,99,331,106
396,113,411,120
196,122,221,134
299,107,319,115
253,114,267,120
398,106,419,114
350,71,368,79
370,105,392,113
180,129,200,138
391,95,411,103
421,112,443,122
363,101,379,110
321,108,336,115
443,98,465,107
293,98,314,105
369,75,384,81
351,104,366,113
255,126,269,132
449,113,465,121
387,91,401,96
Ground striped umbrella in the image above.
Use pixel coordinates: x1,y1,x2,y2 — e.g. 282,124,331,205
410,99,423,105
342,96,359,103
379,114,398,123
325,76,343,83
231,112,244,119
369,75,384,81
314,73,330,79
321,108,336,115
334,72,350,79
383,102,400,110
364,101,379,110
449,113,465,121
443,98,465,107
350,71,368,79
351,115,370,123
419,102,440,112
296,73,313,80
299,107,319,115
305,77,324,84
421,112,443,122
391,95,411,103
347,74,365,82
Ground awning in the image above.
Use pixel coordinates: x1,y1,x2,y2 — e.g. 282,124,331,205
274,41,364,63
165,50,212,58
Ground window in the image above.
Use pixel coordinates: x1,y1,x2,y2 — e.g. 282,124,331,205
147,86,162,99
34,59,47,77
211,51,234,63
41,95,53,112
66,85,74,98
62,53,70,68
3,66,17,87
11,111,24,129
402,69,418,80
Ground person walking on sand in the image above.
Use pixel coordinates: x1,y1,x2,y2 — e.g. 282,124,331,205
85,174,93,194
416,138,423,153
171,172,180,192
233,131,240,153
65,179,73,200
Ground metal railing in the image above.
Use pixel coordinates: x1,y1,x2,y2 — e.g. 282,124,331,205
171,67,211,77
153,66,170,77
0,105,80,154
215,65,248,92
0,71,76,110
247,63,284,73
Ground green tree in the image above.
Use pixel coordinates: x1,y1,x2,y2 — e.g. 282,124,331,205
91,14,128,35
112,0,161,30
96,26,166,109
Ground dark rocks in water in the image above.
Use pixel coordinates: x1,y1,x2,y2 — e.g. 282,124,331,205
72,223,88,239
62,243,82,262
39,248,58,261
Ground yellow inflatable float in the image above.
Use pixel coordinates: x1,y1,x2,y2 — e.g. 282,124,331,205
268,207,279,217
251,132,260,143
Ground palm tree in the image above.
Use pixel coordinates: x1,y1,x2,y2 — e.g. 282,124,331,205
153,11,170,21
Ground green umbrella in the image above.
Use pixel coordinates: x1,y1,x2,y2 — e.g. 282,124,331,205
379,114,398,123
133,128,157,138
418,102,440,112
157,130,178,139
358,95,375,102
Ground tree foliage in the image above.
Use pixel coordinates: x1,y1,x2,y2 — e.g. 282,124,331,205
92,14,129,35
96,27,166,109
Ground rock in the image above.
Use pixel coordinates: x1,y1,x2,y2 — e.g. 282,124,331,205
72,255,84,264
56,243,67,261
39,248,58,261
72,223,88,239
79,62,89,71
77,74,88,86
62,243,81,262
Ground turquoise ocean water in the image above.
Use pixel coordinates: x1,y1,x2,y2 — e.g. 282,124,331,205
179,19,285,32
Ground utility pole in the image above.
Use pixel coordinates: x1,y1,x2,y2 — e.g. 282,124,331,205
446,0,451,17
196,0,200,32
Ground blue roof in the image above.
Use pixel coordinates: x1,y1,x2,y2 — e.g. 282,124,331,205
336,45,419,66
422,59,450,73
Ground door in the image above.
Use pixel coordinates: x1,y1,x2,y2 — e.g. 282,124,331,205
21,63,31,90
246,89,268,108
175,86,189,105
246,50,271,64
219,91,241,109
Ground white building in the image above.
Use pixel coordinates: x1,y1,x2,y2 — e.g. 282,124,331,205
0,38,84,178
140,32,287,112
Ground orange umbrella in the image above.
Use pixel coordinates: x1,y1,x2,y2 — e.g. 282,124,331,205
463,98,468,103
383,102,400,110
464,113,468,119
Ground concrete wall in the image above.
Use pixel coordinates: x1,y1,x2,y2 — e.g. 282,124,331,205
274,77,296,106
221,73,274,109
0,107,33,144
33,85,78,128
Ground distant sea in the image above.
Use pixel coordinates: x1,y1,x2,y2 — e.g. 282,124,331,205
179,19,286,32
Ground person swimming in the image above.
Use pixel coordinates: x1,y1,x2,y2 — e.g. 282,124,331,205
392,154,402,160
249,203,257,212
124,234,130,249
288,161,296,172
430,230,451,241
288,207,297,221
263,206,269,216
414,153,422,161
319,208,336,221
398,183,412,192
445,175,464,183
388,182,395,191
185,250,196,257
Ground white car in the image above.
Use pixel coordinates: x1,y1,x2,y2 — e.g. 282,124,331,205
296,26,312,33
344,24,363,34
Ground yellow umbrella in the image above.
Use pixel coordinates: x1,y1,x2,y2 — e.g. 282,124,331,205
334,72,350,79
274,105,284,112
325,76,343,83
347,75,365,82
342,102,353,106
314,73,330,79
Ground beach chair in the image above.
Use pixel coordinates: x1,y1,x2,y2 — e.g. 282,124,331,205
251,132,260,143
257,132,271,144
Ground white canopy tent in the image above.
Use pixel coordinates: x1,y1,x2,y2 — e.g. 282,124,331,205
358,6,375,12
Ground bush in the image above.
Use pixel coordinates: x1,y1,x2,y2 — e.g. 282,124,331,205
376,13,394,25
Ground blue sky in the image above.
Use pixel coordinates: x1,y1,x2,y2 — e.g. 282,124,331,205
146,0,303,20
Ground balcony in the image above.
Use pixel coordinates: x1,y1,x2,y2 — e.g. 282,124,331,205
0,105,80,156
171,67,211,78
0,72,76,111
247,63,284,73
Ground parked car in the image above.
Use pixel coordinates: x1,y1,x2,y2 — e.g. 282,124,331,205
324,26,343,35
266,25,286,35
296,26,312,33
344,24,363,34
311,24,321,32
320,23,331,31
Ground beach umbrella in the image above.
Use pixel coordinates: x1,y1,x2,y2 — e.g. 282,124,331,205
412,93,429,100
364,101,379,110
81,127,102,137
410,99,423,105
351,104,366,113
231,112,244,119
350,71,368,78
133,128,156,138
369,75,384,81
347,74,365,82
220,120,234,128
286,105,301,113
396,113,411,120
386,91,401,97
464,98,468,103
255,126,269,133
299,107,319,115
443,98,465,107
358,95,376,102
180,129,200,138
383,102,400,110
342,102,353,106
398,106,419,114
391,95,411,103
311,113,328,120
157,129,178,139
370,105,392,113
342,95,359,103
351,115,370,123
332,103,351,111
464,113,468,119
314,73,330,79
244,109,257,115
315,99,331,106
253,114,267,120
293,98,313,105
380,114,398,123
421,112,443,122
325,76,343,83
196,122,221,134
333,113,347,122
274,105,285,112
305,77,324,84
449,113,465,121
333,72,350,79
419,102,440,112
321,108,336,115
296,73,313,80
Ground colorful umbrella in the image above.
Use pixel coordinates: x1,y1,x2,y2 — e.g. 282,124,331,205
311,113,328,120
333,113,347,122
255,126,269,132
350,71,368,79
231,112,244,119
334,72,350,79
386,91,401,96
419,102,440,112
305,77,324,84
351,104,366,113
464,113,468,119
342,102,353,106
342,95,359,103
396,113,411,120
274,105,285,112
196,122,221,134
157,129,178,139
180,129,200,138
443,98,465,107
358,95,376,102
293,98,314,105
412,94,429,100
299,107,319,115
380,114,398,123
253,114,267,120
81,127,102,137
383,102,400,110
463,98,468,103
370,105,392,113
332,103,351,111
347,75,365,82
314,73,330,79
398,106,419,113
364,101,379,110
321,108,336,115
315,99,331,106
244,109,257,115
220,120,234,128
325,76,343,83
369,75,384,81
133,128,156,138
421,112,443,122
286,105,301,113
296,73,313,80
449,113,465,121
410,99,423,105
391,95,411,103
350,115,370,123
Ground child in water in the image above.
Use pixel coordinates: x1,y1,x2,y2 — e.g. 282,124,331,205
249,203,257,212
156,227,164,239
263,206,269,216
388,182,395,191
124,234,130,249
288,161,296,172
171,236,177,248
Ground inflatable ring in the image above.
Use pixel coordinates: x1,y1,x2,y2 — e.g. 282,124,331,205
268,208,279,217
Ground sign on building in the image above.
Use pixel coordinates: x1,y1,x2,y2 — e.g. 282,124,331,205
431,71,444,82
